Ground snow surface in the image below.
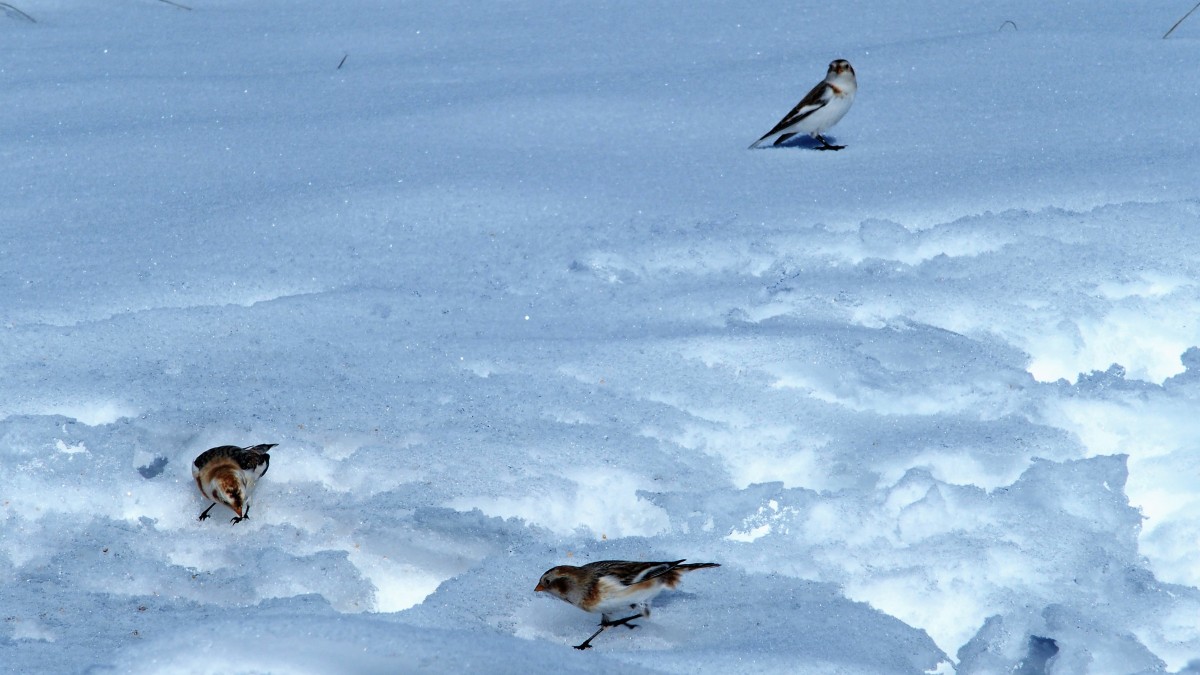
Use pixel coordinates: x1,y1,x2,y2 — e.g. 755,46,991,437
3,1,1200,672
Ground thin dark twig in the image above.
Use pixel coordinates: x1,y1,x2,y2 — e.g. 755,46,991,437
158,0,193,10
0,2,36,22
999,20,1018,32
337,53,349,70
1164,1,1200,38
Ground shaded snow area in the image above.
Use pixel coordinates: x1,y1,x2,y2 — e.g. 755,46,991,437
4,1,1200,673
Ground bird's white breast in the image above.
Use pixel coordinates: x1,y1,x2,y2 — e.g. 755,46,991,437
590,576,666,614
804,88,855,135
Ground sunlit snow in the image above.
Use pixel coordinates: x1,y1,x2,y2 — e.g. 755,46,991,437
4,1,1200,673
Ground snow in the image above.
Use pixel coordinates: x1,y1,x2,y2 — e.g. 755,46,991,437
3,0,1200,672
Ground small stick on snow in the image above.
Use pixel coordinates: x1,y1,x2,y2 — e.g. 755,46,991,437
158,0,193,9
998,20,1017,32
0,2,36,22
337,53,349,70
1164,1,1200,38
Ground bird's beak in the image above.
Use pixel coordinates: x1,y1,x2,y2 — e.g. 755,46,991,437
534,583,546,592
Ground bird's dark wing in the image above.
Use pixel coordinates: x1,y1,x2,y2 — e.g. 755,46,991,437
583,560,688,585
193,444,275,473
752,81,832,144
192,445,242,469
237,444,275,474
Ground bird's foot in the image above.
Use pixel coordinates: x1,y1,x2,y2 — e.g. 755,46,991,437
198,503,216,521
602,613,642,630
574,612,644,650
814,135,845,151
229,515,247,525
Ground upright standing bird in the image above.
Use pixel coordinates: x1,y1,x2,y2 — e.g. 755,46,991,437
535,559,720,650
192,444,275,524
750,59,857,150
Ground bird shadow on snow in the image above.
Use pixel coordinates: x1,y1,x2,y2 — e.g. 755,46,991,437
758,135,844,151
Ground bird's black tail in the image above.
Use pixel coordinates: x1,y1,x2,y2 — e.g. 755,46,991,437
676,561,720,571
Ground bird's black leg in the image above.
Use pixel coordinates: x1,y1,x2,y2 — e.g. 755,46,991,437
603,612,643,630
815,134,845,151
574,624,608,650
198,503,217,521
573,612,645,650
230,503,252,525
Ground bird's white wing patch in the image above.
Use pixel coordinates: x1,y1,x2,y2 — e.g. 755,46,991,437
590,574,664,614
630,563,673,585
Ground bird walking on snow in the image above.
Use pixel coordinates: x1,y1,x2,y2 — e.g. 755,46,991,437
535,559,720,650
192,444,275,524
750,59,856,150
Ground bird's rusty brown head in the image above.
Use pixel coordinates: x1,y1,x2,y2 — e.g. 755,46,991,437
215,476,245,517
534,568,573,597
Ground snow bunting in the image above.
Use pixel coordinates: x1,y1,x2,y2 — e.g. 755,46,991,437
750,59,856,150
191,444,275,524
535,559,720,650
